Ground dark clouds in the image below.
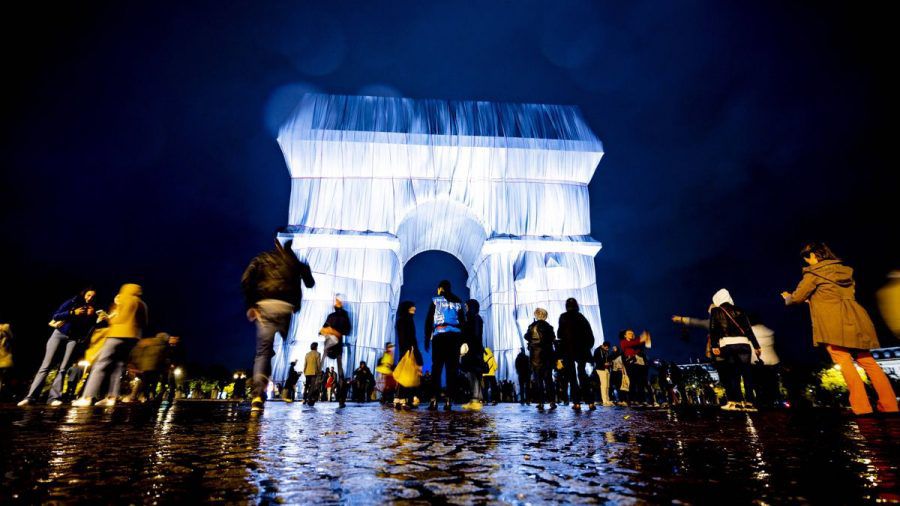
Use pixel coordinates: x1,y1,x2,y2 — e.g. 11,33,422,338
1,1,896,372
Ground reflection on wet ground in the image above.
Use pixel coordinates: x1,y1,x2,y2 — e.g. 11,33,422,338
1,402,898,504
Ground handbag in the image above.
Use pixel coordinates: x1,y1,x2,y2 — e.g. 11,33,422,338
393,350,422,388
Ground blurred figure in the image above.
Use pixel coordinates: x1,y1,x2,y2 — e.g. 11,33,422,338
321,295,352,407
482,347,499,406
877,270,900,338
557,298,596,411
283,360,299,402
126,332,169,403
748,314,781,408
0,322,12,397
515,347,530,404
526,307,556,412
20,288,98,406
460,299,485,411
302,342,322,405
162,335,184,402
351,361,374,402
376,342,396,404
782,241,898,416
425,280,465,411
241,237,315,412
593,342,613,406
709,289,761,411
74,284,147,407
395,301,421,409
619,329,652,406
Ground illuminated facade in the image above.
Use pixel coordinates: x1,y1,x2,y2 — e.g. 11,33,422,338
271,94,604,382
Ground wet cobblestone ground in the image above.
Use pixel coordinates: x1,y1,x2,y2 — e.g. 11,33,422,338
1,402,898,505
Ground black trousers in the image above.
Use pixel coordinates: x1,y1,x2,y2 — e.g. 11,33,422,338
720,344,753,403
430,332,461,403
531,365,555,405
482,376,499,403
561,359,590,404
517,376,529,403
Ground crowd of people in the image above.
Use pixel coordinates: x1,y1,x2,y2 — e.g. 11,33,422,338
3,239,896,419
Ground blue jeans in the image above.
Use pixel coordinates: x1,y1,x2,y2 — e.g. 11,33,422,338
252,300,294,400
26,330,78,401
82,338,137,400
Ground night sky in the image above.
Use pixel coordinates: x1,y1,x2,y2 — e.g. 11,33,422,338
2,1,896,377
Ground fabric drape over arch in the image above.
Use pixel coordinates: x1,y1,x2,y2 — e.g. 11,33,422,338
272,93,605,383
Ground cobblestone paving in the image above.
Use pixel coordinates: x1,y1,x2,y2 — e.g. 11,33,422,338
1,402,898,504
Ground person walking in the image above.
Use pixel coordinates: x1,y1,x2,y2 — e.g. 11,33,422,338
593,342,613,406
125,332,169,403
395,301,422,409
376,343,397,404
241,237,315,412
460,299,485,410
320,295,352,407
525,308,556,412
20,288,98,406
709,289,761,411
557,298,596,411
302,342,322,405
782,241,898,416
482,346,499,405
74,284,147,407
425,280,465,411
514,347,530,404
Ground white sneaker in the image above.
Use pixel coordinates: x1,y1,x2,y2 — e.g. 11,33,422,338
95,398,116,407
16,398,32,407
49,400,64,407
71,398,93,407
721,401,740,411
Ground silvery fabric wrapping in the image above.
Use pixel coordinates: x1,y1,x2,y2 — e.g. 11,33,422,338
272,94,605,382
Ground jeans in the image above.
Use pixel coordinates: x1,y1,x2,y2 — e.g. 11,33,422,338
252,299,294,401
26,330,79,401
82,338,138,400
430,332,461,403
467,371,483,401
720,344,753,403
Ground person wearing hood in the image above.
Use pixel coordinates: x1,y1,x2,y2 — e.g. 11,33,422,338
395,300,421,409
557,298,596,411
321,294,352,407
460,299,485,410
74,283,147,407
481,346,499,406
19,288,98,406
709,288,760,411
242,237,315,412
424,280,466,411
526,307,557,411
782,241,898,416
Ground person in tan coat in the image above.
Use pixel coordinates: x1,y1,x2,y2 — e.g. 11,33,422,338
782,242,898,415
74,283,148,407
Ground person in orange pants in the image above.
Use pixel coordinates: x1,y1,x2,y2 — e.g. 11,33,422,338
826,345,898,414
783,241,898,416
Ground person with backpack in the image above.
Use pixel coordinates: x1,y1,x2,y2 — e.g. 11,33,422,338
526,307,557,412
321,295,352,408
424,280,465,411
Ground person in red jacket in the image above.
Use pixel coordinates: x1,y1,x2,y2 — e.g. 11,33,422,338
619,329,652,406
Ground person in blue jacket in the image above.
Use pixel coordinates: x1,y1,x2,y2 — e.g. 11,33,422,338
19,288,98,406
425,280,466,411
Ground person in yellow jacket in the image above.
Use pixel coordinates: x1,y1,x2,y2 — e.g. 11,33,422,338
0,323,13,395
482,347,499,405
74,284,147,407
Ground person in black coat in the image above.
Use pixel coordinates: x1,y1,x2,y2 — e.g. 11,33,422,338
460,299,485,410
557,298,596,411
394,301,421,409
321,296,352,407
515,348,531,404
526,307,557,411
